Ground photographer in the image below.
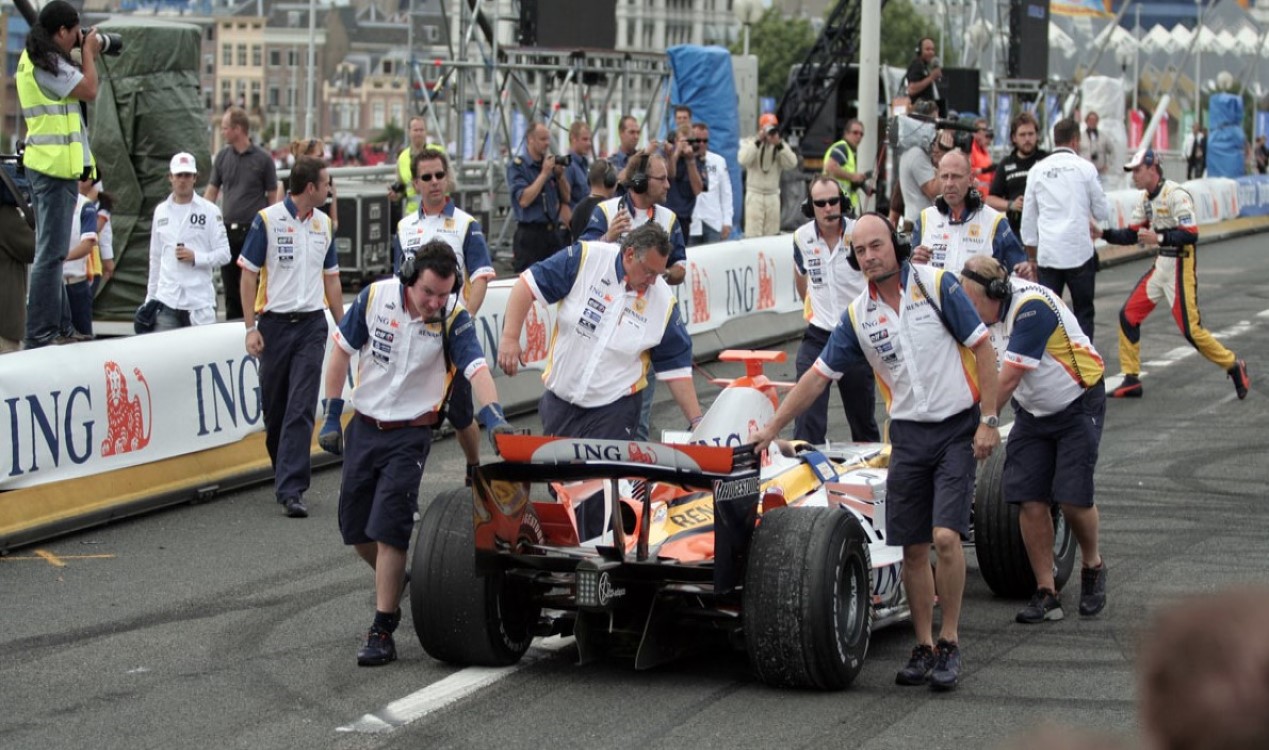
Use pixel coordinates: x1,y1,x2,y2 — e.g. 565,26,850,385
17,0,99,348
507,122,570,271
738,113,798,237
663,125,705,241
824,118,871,216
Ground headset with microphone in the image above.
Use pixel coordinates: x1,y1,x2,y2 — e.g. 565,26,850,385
960,266,1012,311
398,240,464,297
847,212,911,272
800,179,850,219
934,186,983,217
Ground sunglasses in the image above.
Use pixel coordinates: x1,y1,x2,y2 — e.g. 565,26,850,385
418,171,446,182
687,138,709,145
812,196,841,207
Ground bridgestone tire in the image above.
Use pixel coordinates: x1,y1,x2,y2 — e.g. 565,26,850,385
974,443,1077,598
410,488,540,666
743,507,873,690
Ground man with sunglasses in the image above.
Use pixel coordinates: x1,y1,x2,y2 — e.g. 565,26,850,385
663,125,705,244
824,119,871,217
689,122,733,245
392,150,496,479
791,176,879,444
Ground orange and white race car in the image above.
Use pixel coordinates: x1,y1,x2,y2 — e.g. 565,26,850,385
409,350,1073,690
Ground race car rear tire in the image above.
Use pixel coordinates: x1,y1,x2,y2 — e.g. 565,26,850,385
410,487,540,666
743,507,873,690
974,443,1077,598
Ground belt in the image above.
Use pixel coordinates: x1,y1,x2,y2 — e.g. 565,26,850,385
357,411,438,430
519,222,559,232
259,309,325,323
1157,248,1191,258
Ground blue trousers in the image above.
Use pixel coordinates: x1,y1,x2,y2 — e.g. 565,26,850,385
257,311,328,500
793,324,880,444
24,170,76,346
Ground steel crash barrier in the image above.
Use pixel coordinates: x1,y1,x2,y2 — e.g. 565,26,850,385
0,234,805,550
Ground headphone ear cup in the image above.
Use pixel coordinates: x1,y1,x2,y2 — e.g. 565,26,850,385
894,231,911,264
398,254,418,287
801,195,814,218
965,187,982,212
935,194,950,214
847,243,860,271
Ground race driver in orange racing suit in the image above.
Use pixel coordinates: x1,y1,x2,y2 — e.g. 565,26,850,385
1096,149,1249,400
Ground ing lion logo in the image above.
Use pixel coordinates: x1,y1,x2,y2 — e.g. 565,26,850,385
524,303,548,362
101,361,152,457
628,442,657,464
691,263,710,323
756,252,776,310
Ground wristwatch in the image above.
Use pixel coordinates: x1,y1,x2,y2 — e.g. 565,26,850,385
980,414,999,428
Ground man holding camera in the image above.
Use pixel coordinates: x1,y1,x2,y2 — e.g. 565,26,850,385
663,125,705,241
738,113,798,237
824,119,871,217
205,106,281,321
17,0,99,348
564,121,593,213
507,122,570,272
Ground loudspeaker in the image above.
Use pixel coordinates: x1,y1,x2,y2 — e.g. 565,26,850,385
940,68,981,115
1008,0,1050,80
519,0,617,49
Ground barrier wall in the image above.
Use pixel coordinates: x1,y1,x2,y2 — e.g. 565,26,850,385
0,234,805,549
7,176,1267,550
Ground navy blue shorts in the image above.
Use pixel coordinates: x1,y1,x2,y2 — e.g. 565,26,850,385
337,417,432,550
539,389,641,439
1004,381,1105,508
446,370,473,429
884,407,978,546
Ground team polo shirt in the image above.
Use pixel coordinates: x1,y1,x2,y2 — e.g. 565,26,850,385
912,203,1026,272
792,218,865,331
991,279,1104,417
238,196,338,314
578,195,687,269
816,263,988,422
392,201,496,301
334,278,487,422
524,241,693,409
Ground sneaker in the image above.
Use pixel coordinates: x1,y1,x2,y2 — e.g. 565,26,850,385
282,496,308,518
1079,563,1108,617
1110,375,1143,398
895,643,937,686
357,628,397,667
1016,588,1065,624
929,639,962,691
1228,360,1250,400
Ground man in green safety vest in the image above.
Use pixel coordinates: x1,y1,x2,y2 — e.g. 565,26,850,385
16,0,99,348
388,115,444,215
823,118,871,218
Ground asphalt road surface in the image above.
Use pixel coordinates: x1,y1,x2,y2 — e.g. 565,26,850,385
4,234,1266,750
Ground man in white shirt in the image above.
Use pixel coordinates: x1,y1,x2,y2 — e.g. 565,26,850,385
688,122,733,244
1020,118,1109,340
145,152,230,329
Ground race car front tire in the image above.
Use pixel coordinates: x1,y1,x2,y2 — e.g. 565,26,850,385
743,506,873,690
411,487,541,666
973,442,1078,598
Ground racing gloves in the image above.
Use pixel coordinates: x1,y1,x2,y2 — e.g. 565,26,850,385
477,403,513,455
319,398,344,455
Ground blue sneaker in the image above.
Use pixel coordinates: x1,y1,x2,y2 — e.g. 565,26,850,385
895,644,937,686
929,639,962,691
357,628,397,667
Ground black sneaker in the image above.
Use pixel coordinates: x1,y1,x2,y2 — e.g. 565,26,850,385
1228,360,1250,400
357,627,397,667
1079,563,1108,616
895,643,937,686
1016,588,1064,624
929,639,962,691
282,496,308,518
1110,375,1143,398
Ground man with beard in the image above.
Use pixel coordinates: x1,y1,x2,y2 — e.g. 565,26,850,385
986,112,1048,236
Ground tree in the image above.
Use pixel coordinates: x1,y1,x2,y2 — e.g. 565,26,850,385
377,120,405,153
879,0,945,69
729,8,816,100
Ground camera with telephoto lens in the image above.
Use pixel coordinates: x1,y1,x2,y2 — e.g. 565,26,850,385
553,154,572,168
80,30,124,56
390,180,406,194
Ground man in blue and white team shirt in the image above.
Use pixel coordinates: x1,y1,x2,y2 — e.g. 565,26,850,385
319,239,511,668
957,255,1107,626
497,222,702,441
393,148,496,479
145,152,230,329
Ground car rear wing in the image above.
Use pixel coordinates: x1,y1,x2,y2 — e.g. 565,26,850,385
493,435,759,476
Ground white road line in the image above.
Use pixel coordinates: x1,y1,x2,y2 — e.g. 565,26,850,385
335,636,575,734
1133,317,1260,370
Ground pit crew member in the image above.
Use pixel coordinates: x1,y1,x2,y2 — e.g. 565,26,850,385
958,256,1108,624
319,239,510,667
752,212,1000,692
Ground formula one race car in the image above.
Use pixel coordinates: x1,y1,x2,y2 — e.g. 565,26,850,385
409,350,1073,690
